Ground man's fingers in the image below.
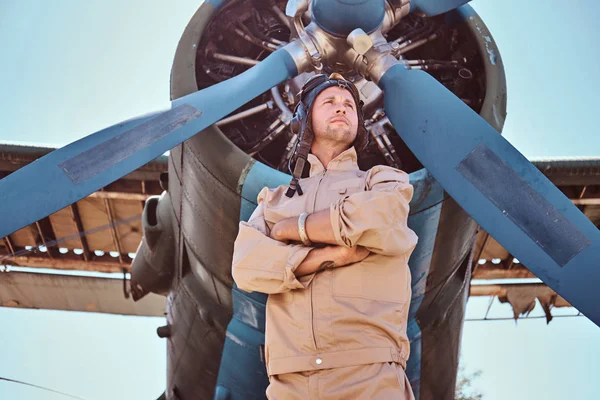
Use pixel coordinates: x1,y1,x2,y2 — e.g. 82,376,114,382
356,246,371,259
345,246,370,264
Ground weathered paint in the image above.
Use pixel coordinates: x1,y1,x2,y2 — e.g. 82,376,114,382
457,143,591,267
60,105,202,184
473,22,497,65
456,4,507,132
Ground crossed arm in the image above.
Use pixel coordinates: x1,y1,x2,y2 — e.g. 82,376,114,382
269,209,369,277
270,208,336,245
232,166,417,294
231,204,369,294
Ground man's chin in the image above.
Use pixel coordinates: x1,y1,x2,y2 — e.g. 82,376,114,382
321,127,356,145
326,126,350,136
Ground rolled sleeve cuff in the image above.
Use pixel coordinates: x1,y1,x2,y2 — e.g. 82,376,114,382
329,201,350,248
283,245,314,290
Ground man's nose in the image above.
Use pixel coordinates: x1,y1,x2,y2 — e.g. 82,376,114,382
335,105,346,114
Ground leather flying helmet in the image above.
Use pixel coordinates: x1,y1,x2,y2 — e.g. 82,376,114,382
286,73,369,197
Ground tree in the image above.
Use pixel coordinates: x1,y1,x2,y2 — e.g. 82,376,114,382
455,363,483,400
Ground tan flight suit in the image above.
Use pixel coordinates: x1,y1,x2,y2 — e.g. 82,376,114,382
232,147,418,399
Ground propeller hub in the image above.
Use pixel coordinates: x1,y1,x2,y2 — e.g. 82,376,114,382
311,0,386,37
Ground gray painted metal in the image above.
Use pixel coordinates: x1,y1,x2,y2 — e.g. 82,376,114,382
416,198,478,399
405,170,445,397
165,273,232,399
130,193,177,300
455,6,507,132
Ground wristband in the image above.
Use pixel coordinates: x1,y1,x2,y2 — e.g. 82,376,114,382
298,212,312,246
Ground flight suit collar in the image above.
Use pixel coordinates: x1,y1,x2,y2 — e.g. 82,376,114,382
307,147,359,177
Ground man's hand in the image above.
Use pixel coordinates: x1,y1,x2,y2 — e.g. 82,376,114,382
338,245,371,266
270,217,299,242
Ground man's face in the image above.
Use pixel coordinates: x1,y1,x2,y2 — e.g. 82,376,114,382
310,86,359,148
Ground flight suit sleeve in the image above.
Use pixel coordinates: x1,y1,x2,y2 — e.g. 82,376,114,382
232,188,313,294
329,166,418,256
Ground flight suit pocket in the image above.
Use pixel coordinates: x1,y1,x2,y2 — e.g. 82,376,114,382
328,178,364,195
268,290,294,304
332,258,410,304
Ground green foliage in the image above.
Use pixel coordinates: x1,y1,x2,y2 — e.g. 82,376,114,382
455,363,483,400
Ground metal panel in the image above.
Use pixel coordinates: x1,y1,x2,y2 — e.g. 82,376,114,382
457,143,591,267
417,197,478,400
48,207,82,249
59,105,202,184
405,170,445,399
169,126,250,287
9,225,38,248
0,271,165,316
77,198,117,252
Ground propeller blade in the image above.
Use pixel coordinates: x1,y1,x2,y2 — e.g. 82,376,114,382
411,0,471,16
0,46,300,238
379,64,600,326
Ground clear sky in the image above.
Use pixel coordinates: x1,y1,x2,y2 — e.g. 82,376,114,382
1,0,599,399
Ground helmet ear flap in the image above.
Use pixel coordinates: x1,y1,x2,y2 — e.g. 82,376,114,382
354,125,369,151
290,102,306,135
352,99,369,152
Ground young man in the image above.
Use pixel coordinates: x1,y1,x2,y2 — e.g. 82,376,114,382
232,73,418,399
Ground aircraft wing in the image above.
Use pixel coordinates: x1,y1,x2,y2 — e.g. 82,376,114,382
2,145,599,318
0,144,167,316
0,271,166,317
471,157,600,321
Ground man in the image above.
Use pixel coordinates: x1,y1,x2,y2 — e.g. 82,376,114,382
232,73,418,399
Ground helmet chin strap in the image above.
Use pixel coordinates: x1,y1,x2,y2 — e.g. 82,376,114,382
286,132,311,197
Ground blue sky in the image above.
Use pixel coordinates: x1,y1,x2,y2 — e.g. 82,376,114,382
1,0,599,399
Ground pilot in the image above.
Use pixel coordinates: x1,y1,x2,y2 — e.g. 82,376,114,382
232,73,418,399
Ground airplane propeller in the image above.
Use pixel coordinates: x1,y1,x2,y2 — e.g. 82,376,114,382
1,0,599,326
0,45,301,238
411,0,472,16
379,62,600,326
